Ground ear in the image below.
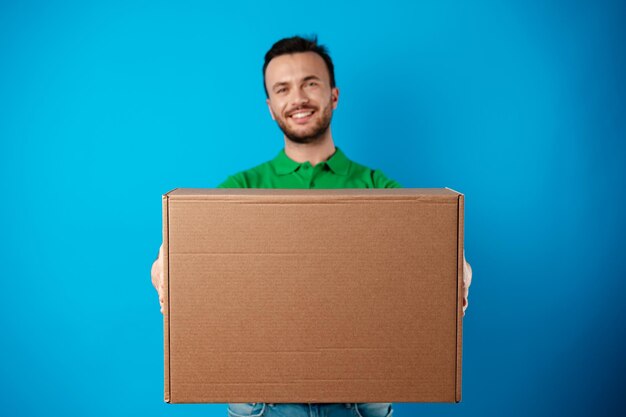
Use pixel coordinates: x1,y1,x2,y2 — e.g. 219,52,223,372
331,87,339,110
266,98,276,120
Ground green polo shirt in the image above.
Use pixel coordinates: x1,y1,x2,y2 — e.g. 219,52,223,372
217,146,401,189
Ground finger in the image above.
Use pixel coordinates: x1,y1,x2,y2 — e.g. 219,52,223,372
151,261,161,287
463,259,472,289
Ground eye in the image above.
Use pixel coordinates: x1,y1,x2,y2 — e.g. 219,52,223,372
307,81,318,87
276,87,287,94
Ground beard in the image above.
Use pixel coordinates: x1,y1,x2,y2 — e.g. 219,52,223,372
274,99,333,145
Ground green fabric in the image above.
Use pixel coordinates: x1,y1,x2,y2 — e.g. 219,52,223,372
217,146,401,189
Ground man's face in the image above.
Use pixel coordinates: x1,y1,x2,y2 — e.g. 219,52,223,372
265,52,339,144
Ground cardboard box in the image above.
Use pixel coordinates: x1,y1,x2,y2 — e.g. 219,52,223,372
162,188,464,403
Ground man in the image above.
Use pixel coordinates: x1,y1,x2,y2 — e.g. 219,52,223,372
152,35,472,417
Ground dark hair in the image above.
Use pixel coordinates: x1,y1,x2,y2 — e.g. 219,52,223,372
263,35,336,98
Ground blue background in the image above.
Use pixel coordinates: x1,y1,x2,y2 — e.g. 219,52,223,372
1,0,624,416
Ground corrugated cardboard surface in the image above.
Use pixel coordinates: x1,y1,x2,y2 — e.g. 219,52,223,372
162,188,464,404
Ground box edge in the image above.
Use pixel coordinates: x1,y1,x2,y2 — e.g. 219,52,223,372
455,193,465,403
162,193,171,403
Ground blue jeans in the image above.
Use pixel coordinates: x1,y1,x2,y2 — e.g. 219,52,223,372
227,403,393,417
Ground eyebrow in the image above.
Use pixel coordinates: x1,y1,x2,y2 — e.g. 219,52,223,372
272,75,323,91
272,81,288,91
302,75,322,83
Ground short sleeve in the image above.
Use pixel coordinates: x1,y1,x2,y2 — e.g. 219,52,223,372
372,169,402,188
216,174,243,188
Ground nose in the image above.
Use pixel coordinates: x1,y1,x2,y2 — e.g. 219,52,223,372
292,86,310,105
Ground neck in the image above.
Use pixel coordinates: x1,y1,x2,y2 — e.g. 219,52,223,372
284,131,336,167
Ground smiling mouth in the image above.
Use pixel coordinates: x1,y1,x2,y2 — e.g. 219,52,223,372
289,110,316,123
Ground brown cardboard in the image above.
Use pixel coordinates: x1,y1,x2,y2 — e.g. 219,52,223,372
162,188,464,404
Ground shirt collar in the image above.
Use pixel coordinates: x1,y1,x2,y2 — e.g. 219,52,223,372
272,146,351,176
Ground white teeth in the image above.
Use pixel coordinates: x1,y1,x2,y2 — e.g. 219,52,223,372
291,111,313,119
